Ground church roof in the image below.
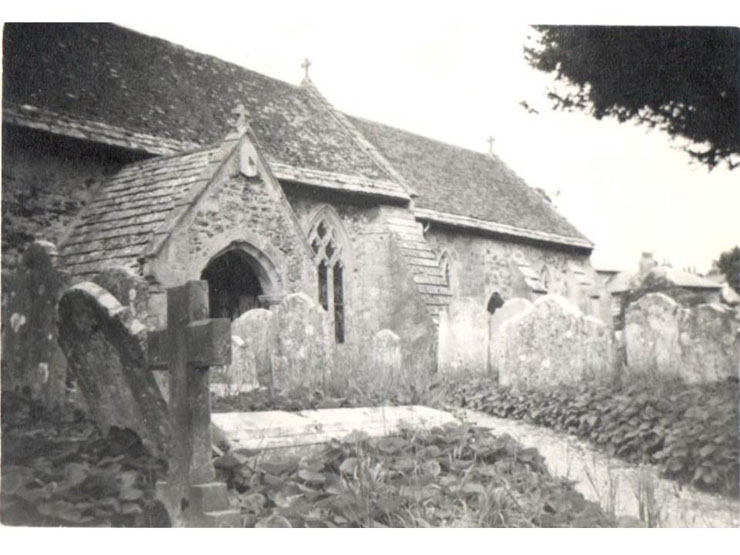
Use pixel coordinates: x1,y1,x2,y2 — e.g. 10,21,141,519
2,23,399,188
59,141,234,276
348,117,591,247
4,23,590,249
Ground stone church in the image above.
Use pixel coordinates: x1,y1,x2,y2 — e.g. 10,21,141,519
2,23,600,375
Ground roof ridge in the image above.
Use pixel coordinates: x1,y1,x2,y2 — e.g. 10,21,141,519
113,24,304,92
346,114,493,160
301,83,417,197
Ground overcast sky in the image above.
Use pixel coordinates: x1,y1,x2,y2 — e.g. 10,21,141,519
18,1,739,274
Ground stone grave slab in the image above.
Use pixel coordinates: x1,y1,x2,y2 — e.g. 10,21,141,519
212,406,458,451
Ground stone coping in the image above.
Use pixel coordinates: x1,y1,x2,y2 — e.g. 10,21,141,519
212,405,458,451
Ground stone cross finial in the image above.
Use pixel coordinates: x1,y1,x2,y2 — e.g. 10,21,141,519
230,103,250,133
487,136,495,155
301,58,312,82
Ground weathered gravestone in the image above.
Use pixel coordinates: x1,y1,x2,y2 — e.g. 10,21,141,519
499,295,615,388
1,240,70,409
488,298,533,377
91,266,149,321
214,308,273,393
371,329,402,390
58,282,171,456
624,292,740,382
438,297,490,376
269,293,334,391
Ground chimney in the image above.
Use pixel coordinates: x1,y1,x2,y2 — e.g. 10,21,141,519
639,252,657,275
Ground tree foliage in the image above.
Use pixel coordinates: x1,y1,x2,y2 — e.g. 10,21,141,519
525,26,740,169
716,245,740,294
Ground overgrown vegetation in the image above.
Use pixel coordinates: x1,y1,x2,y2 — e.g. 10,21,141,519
444,377,740,499
216,424,616,527
0,391,169,527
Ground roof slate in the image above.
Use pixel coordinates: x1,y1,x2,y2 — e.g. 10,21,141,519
59,143,230,276
348,116,590,244
3,23,392,182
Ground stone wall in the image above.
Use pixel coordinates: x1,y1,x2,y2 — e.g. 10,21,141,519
498,295,615,389
146,152,317,329
424,227,598,314
287,191,437,376
1,126,145,269
624,293,740,383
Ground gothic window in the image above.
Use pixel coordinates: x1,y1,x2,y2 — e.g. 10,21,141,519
309,215,347,343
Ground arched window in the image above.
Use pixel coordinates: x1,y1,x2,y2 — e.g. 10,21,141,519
439,250,456,296
308,214,348,343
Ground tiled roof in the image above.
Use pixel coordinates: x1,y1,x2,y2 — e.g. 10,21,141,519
59,141,233,276
348,116,592,246
3,23,394,183
5,23,590,246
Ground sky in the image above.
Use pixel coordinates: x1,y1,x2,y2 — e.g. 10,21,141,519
11,1,739,274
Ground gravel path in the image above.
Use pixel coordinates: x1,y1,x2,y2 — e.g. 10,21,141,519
458,409,739,528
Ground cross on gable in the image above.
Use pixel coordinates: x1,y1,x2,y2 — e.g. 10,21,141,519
229,103,250,133
487,136,495,154
147,280,231,487
301,58,312,81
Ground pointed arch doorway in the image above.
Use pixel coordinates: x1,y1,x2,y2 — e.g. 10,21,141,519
200,244,281,320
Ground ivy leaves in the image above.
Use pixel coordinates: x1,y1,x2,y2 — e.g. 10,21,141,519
446,378,740,498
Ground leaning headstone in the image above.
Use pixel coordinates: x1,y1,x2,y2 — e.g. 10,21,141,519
232,308,273,389
58,282,172,456
488,298,533,377
371,329,402,390
1,240,70,409
270,293,333,392
91,266,149,321
438,297,489,376
499,295,614,388
625,293,739,382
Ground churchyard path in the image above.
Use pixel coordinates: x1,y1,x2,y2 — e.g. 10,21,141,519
458,409,739,527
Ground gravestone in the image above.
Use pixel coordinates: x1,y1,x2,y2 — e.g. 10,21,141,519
625,293,739,382
91,266,149,321
371,329,402,390
57,282,172,456
1,240,70,409
438,297,489,376
269,293,333,391
231,308,273,389
488,298,533,377
499,295,614,388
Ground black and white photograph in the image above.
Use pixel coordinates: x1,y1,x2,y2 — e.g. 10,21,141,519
1,2,738,535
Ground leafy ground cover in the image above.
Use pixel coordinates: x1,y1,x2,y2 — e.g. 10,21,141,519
216,423,618,527
211,382,437,413
443,377,740,499
0,391,169,527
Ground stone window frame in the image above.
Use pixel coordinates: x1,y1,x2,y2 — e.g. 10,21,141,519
306,206,353,344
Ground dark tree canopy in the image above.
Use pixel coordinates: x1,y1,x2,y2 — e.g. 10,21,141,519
716,246,740,294
525,26,740,169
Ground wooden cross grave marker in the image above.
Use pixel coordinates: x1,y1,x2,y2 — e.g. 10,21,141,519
147,281,231,490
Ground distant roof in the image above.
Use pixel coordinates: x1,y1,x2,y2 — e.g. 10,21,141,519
59,140,233,276
348,117,591,246
654,267,722,290
4,22,590,249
